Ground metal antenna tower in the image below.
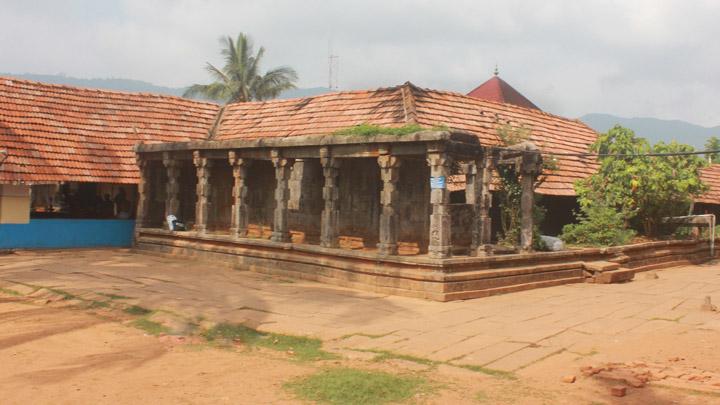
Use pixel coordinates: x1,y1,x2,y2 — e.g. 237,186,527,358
328,40,339,90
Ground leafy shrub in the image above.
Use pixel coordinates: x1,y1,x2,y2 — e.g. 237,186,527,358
561,202,635,247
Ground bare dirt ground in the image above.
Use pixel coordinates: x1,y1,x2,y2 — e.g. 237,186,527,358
2,249,720,404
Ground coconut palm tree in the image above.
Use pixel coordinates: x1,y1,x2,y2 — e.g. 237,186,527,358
183,33,298,103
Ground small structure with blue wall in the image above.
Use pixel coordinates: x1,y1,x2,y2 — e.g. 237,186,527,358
0,219,135,249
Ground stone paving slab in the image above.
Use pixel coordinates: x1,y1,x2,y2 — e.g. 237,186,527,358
1,249,720,373
485,345,564,372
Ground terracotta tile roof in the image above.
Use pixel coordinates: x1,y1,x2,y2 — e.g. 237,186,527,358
698,164,720,204
215,82,598,196
0,77,219,184
467,75,540,110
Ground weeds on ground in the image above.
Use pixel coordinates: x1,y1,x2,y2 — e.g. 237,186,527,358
47,288,77,300
0,287,20,296
371,350,438,367
133,318,170,335
124,305,152,316
87,300,110,309
284,367,427,405
97,292,132,300
350,348,516,379
339,331,395,340
202,322,337,361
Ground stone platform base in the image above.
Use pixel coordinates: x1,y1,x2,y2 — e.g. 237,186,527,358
136,229,715,301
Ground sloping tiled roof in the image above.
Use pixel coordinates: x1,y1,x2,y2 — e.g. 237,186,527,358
0,77,220,184
698,164,720,204
467,76,540,110
215,82,598,196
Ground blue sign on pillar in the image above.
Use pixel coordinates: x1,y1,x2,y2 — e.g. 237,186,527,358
430,176,446,189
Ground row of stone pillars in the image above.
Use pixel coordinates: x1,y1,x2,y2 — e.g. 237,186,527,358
137,145,539,258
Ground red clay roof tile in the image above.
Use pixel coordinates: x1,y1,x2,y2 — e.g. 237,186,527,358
467,76,540,110
214,82,598,196
0,77,219,184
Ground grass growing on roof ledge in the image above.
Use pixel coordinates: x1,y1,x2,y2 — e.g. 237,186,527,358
332,123,449,137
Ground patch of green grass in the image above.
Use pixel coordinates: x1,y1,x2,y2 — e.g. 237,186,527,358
47,288,77,300
455,364,517,380
124,305,152,316
339,331,395,340
370,350,438,367
331,123,452,137
97,292,131,300
202,322,337,361
202,323,265,343
0,287,20,296
349,348,516,379
87,300,110,309
285,367,427,405
132,318,170,335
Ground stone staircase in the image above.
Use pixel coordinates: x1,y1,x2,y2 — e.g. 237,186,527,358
440,261,586,301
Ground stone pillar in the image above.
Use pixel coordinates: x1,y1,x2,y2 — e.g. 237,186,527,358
163,153,180,229
479,154,494,247
193,150,212,234
271,149,294,243
228,151,250,238
517,146,542,253
520,169,535,253
427,148,452,258
469,153,494,255
462,161,482,255
377,153,401,255
135,156,150,228
320,148,341,248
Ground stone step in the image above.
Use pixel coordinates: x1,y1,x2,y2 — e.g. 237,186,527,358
628,255,712,274
444,268,584,292
442,261,584,282
443,277,585,301
583,260,620,273
592,268,635,284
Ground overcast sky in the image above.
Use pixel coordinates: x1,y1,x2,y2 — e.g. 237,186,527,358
2,0,719,125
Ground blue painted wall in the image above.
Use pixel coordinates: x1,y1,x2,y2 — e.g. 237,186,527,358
0,219,135,249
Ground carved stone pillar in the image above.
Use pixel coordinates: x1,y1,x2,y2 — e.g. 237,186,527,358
193,151,212,234
163,153,180,229
377,153,401,255
468,152,494,255
229,151,250,238
320,148,341,248
271,150,294,243
479,153,494,248
427,148,452,258
135,156,150,228
461,161,482,255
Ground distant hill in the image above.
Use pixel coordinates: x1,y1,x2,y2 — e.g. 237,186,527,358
1,73,187,97
1,72,331,101
580,113,720,150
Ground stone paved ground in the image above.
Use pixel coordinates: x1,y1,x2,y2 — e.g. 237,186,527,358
2,248,720,382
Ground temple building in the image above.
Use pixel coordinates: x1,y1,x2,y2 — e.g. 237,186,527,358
1,75,717,299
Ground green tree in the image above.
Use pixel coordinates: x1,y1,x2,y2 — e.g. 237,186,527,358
575,125,707,237
705,136,720,163
184,33,298,103
495,124,548,250
561,200,635,246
